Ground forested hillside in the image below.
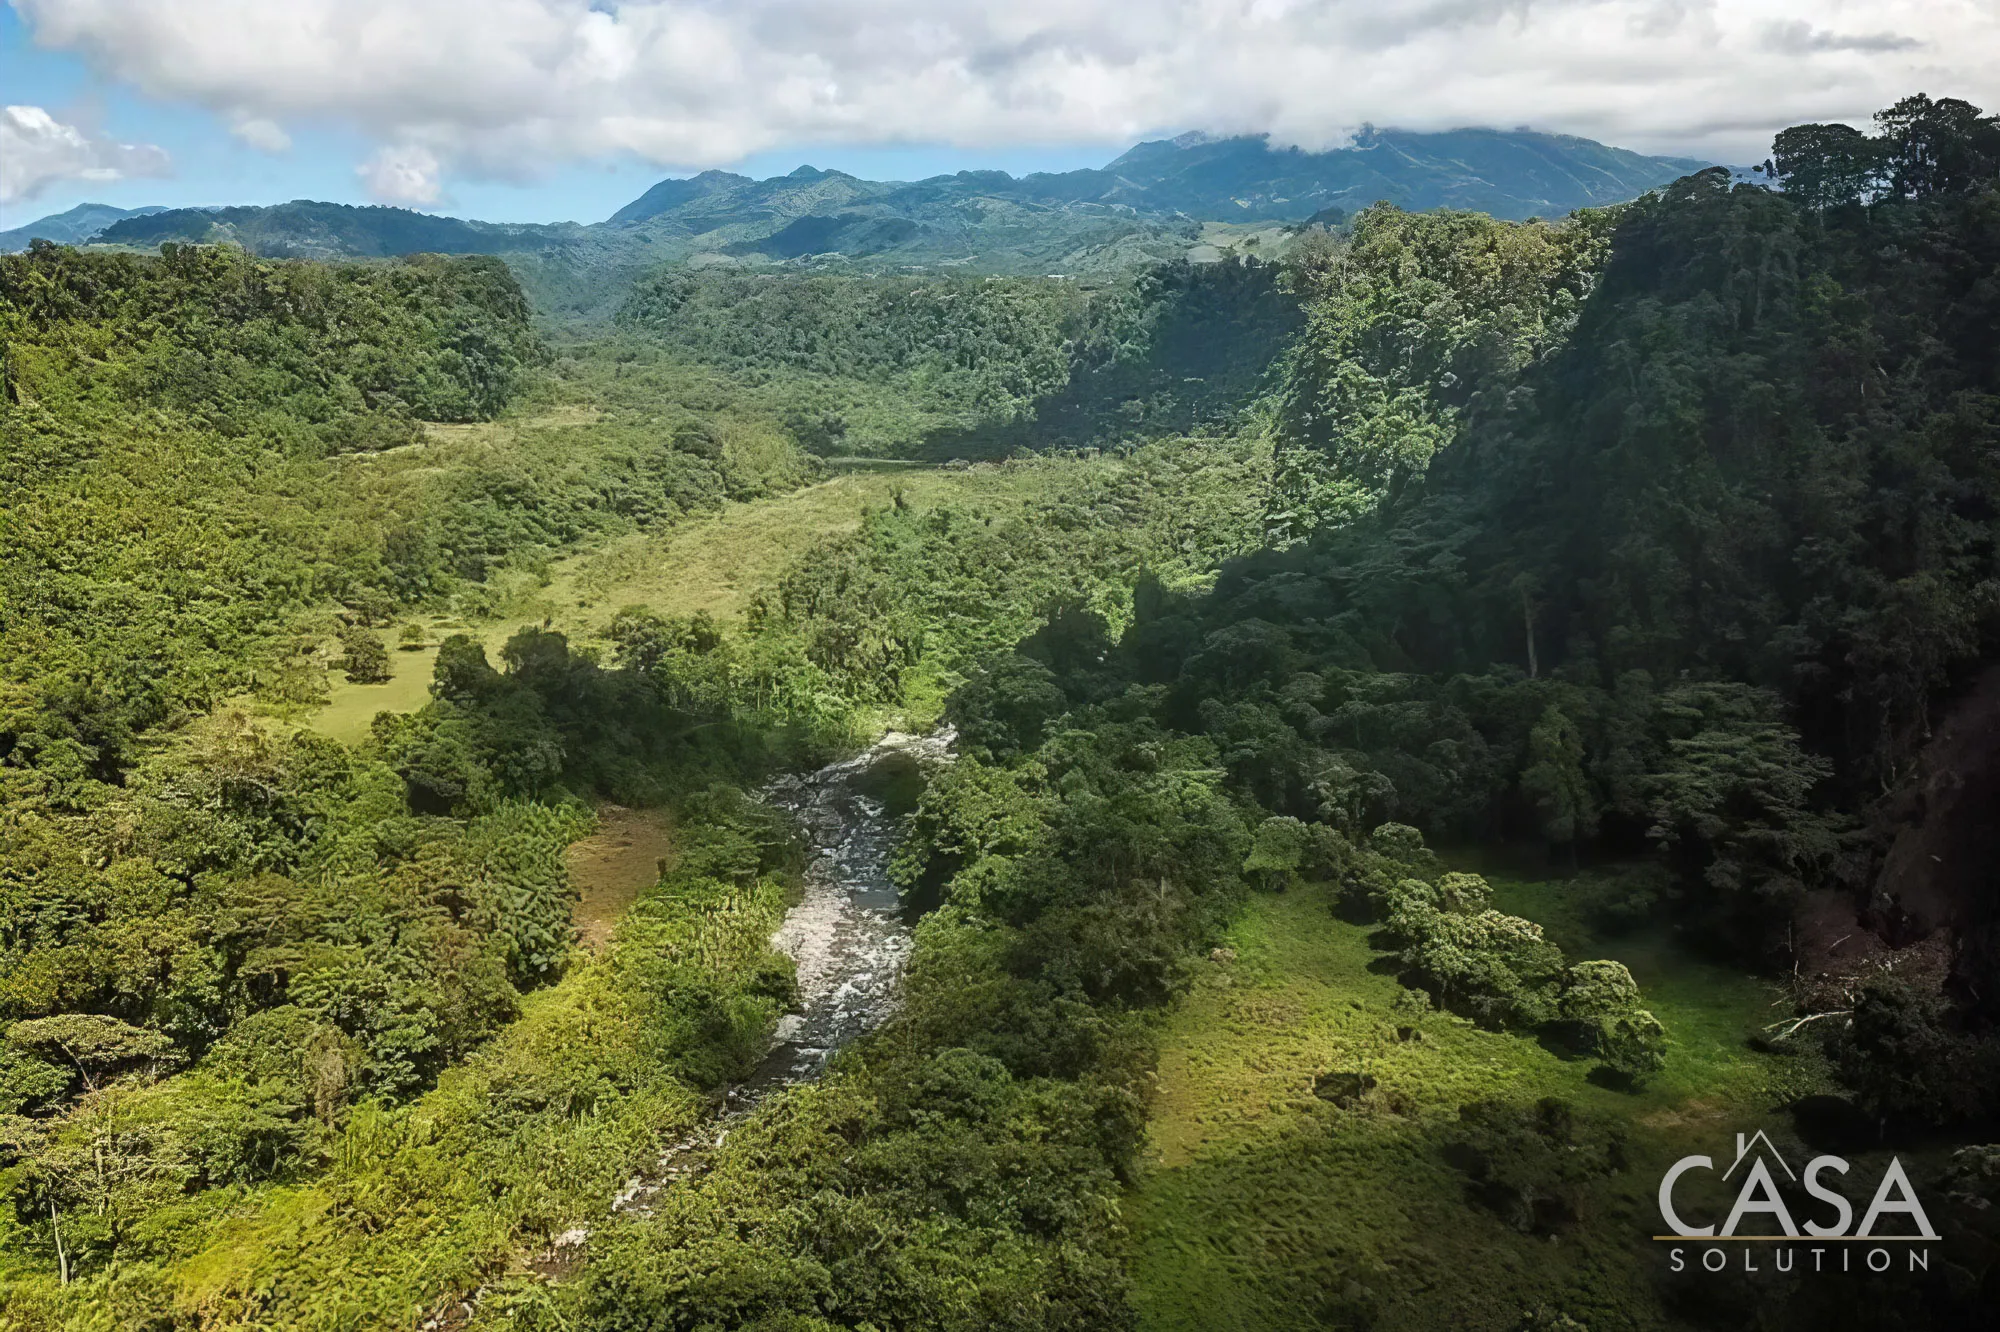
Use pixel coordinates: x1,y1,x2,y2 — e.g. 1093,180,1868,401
616,261,1301,456
2,92,1997,1332
1090,126,1709,221
1249,95,2000,1013
87,202,582,262
615,270,1089,452
0,242,827,799
0,205,168,253
2,243,525,788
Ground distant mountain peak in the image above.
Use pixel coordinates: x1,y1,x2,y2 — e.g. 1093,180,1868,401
610,169,756,224
0,202,170,252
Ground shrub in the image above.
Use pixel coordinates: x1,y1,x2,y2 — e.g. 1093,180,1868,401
1597,1010,1669,1084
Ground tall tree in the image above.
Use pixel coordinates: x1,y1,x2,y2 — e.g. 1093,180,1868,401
1769,122,1883,209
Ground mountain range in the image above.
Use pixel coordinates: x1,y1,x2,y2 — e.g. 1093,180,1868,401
607,125,1708,230
4,127,1710,314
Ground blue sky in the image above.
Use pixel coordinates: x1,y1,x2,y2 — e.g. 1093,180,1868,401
5,1,1988,234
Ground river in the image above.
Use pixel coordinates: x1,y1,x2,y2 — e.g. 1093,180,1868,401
607,727,953,1216
436,730,953,1320
748,727,951,1090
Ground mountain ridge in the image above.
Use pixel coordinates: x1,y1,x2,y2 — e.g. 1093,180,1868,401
0,202,170,252
19,126,1712,315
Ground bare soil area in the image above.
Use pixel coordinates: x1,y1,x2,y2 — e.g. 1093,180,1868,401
567,806,675,950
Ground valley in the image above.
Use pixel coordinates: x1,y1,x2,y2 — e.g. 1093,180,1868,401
3,92,1998,1332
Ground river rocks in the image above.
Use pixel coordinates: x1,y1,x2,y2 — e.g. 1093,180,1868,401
607,730,954,1219
753,730,953,1090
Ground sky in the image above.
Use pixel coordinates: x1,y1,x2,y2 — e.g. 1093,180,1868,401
4,0,1995,232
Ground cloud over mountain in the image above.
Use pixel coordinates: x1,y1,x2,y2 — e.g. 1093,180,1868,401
11,0,1991,196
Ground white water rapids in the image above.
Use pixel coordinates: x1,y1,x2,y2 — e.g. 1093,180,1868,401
750,727,952,1087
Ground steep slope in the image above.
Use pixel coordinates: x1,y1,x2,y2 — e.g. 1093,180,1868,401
1110,105,2000,1134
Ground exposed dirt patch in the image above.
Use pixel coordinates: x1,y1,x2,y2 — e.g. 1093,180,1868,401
1636,1097,1731,1133
1791,887,1954,1020
1870,665,2000,936
568,806,674,950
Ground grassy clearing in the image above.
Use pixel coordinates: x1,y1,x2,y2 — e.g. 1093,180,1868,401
1127,878,1832,1332
543,458,1065,628
1189,221,1305,265
297,456,1084,743
307,639,446,744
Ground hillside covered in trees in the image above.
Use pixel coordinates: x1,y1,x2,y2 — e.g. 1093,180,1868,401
614,260,1302,456
2,93,1998,1332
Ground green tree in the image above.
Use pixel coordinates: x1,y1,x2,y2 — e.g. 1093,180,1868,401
5,1014,179,1091
1558,959,1642,1026
1520,705,1599,852
1769,122,1883,209
431,634,500,704
337,625,391,684
1242,815,1312,891
1836,981,2000,1126
1557,959,1665,1081
1596,1010,1668,1084
946,654,1068,760
1873,93,2000,199
1401,909,1565,1028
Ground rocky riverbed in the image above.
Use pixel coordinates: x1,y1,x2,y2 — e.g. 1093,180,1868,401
604,728,953,1218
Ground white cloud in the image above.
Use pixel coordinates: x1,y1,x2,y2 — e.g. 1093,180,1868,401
358,143,443,204
230,115,293,153
9,0,1995,197
0,103,170,204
